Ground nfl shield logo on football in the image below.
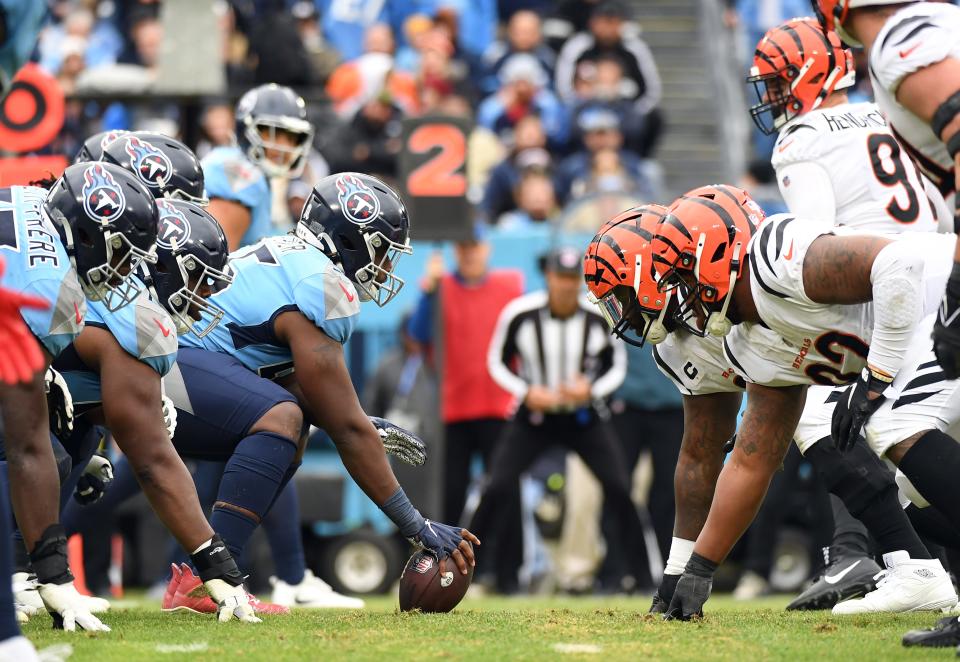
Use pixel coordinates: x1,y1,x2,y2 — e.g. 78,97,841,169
124,136,173,189
336,174,381,225
414,555,434,574
81,164,126,223
156,200,191,250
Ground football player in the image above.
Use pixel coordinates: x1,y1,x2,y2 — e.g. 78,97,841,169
812,0,960,401
37,163,259,624
101,132,209,206
749,16,949,610
585,194,951,615
202,83,314,250
0,255,51,658
645,184,960,621
0,167,158,633
173,173,477,582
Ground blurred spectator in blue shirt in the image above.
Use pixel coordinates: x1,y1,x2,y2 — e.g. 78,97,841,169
318,0,395,61
477,53,568,150
496,169,558,230
482,115,552,221
554,107,650,204
480,10,555,95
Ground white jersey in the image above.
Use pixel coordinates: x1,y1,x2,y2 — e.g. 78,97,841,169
652,324,799,395
726,214,955,387
869,2,960,203
772,101,940,233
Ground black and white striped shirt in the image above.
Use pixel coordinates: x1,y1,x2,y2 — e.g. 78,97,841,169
487,291,627,411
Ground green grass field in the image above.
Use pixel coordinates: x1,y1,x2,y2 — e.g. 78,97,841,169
20,594,955,661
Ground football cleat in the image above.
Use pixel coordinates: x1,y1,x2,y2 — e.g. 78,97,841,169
160,563,183,611
833,551,958,615
902,616,960,648
269,570,365,609
163,564,289,615
787,549,880,611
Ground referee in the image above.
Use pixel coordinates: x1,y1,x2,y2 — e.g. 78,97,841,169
469,245,653,589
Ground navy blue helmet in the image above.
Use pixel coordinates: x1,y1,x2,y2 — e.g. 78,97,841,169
235,83,314,179
295,172,411,307
145,199,232,337
43,162,159,311
101,132,207,205
74,129,131,164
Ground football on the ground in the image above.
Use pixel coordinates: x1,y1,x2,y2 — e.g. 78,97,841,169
398,548,473,612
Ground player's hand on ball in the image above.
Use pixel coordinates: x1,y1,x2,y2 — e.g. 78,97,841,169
74,453,114,505
663,571,712,621
408,521,480,575
369,416,426,466
37,581,111,632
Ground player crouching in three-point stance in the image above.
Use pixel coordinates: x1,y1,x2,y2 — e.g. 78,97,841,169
584,190,954,618
644,183,960,620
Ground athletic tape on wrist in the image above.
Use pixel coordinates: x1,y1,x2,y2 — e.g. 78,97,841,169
29,524,74,585
189,533,245,586
380,486,425,538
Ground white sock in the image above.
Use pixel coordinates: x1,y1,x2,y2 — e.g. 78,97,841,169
664,537,695,575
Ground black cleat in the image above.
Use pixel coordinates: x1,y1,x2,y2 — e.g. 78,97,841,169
786,553,881,611
903,616,960,648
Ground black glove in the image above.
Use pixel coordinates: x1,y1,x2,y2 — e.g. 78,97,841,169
831,368,888,453
74,453,114,505
649,573,681,614
664,553,717,621
408,519,466,560
933,263,960,379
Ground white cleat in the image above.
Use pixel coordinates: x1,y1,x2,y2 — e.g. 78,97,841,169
270,570,365,609
832,551,958,615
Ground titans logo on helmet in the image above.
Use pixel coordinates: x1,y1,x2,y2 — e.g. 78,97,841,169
100,130,126,150
81,164,126,223
124,136,173,190
336,174,380,225
156,199,191,250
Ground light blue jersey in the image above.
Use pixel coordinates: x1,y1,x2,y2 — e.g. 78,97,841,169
58,287,178,409
201,145,271,248
180,235,360,379
0,186,85,357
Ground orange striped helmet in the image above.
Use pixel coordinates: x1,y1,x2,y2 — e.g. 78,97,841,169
812,0,905,46
747,17,854,135
583,204,673,346
651,185,766,337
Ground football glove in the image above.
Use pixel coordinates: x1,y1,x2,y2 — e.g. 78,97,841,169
370,416,426,466
649,573,681,614
74,453,114,505
407,519,466,560
831,368,888,453
933,292,960,380
45,367,73,439
190,533,260,624
663,553,717,621
37,581,111,632
204,578,261,624
161,393,177,439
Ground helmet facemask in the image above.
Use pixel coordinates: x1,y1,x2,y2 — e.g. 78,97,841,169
748,66,804,135
353,230,413,307
57,214,157,312
656,233,742,338
156,247,233,337
591,253,674,348
242,116,314,179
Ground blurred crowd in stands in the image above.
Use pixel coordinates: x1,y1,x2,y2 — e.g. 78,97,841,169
37,0,665,231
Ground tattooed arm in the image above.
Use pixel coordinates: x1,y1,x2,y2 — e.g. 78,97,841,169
692,382,806,563
673,392,742,540
802,234,891,304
